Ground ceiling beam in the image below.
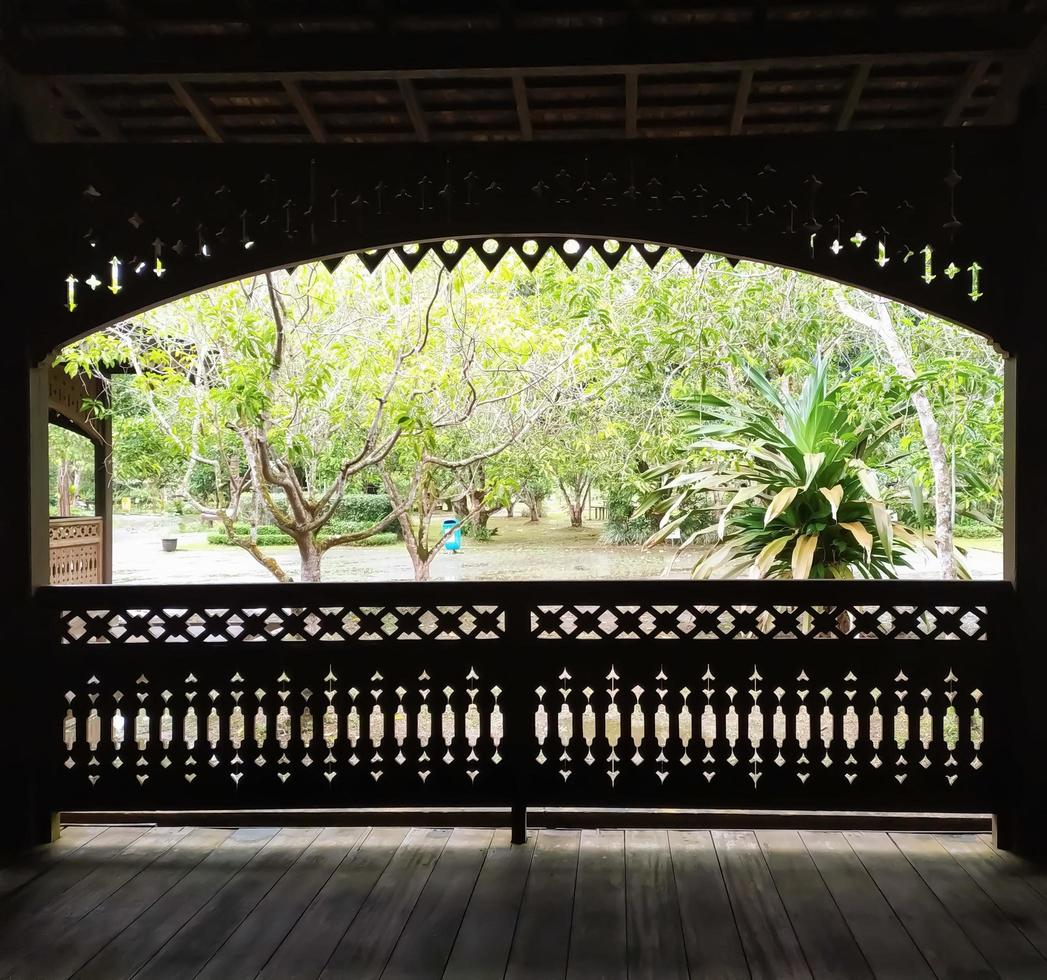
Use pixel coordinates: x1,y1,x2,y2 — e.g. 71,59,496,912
836,61,870,131
730,67,753,135
4,20,1036,80
397,78,429,141
511,73,531,140
52,80,122,141
169,79,225,142
986,26,1047,124
282,79,326,142
625,72,638,138
943,58,991,127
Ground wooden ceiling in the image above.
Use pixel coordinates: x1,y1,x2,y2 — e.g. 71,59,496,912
3,2,1045,144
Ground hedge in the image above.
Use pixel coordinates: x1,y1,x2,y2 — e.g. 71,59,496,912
208,521,399,547
337,492,395,527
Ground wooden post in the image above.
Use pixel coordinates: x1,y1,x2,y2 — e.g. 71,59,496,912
94,407,113,584
996,98,1047,856
505,592,532,844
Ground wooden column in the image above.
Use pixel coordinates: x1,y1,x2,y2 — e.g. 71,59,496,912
94,403,113,583
996,96,1047,855
0,117,60,844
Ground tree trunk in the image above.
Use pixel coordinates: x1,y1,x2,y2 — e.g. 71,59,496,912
505,499,516,518
298,538,324,582
839,298,956,578
558,475,589,528
57,460,78,516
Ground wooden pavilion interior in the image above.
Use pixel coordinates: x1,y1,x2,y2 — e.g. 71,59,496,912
5,2,1047,976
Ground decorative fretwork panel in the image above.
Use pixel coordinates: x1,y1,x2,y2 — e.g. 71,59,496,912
525,657,990,811
42,581,1008,814
532,603,988,641
49,517,103,585
58,653,511,808
57,603,506,645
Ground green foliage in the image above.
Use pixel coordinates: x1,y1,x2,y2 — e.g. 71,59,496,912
336,493,398,533
601,483,657,545
639,355,946,579
463,521,498,541
48,424,95,515
208,519,398,546
59,250,1003,581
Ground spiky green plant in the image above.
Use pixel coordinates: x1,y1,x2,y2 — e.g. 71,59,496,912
638,356,958,579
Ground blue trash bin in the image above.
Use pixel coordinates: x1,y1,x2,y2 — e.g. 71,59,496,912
442,517,462,552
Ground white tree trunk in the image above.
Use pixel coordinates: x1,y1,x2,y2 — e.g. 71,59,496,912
839,298,956,578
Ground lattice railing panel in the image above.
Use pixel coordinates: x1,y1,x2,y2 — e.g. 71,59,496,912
57,604,506,644
524,655,989,810
40,581,1010,813
58,653,511,808
531,604,988,641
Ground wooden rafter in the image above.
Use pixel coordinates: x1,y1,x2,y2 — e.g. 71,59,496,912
512,73,532,140
169,79,225,142
943,59,991,127
398,78,429,142
986,26,1047,125
283,80,327,143
8,19,1035,80
625,72,638,138
836,61,871,131
52,80,122,141
730,68,753,136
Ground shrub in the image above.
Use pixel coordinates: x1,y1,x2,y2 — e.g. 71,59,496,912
353,532,398,546
953,519,1000,539
208,524,294,546
337,493,395,528
463,522,497,541
601,484,657,545
208,520,400,547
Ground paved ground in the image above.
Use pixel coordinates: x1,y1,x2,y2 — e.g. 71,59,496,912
113,514,1003,584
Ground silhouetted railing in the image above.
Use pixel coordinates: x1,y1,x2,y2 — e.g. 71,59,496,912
38,579,1011,822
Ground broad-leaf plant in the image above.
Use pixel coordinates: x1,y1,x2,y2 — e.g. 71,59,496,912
638,355,963,580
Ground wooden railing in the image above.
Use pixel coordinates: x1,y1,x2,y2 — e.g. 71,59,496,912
37,579,1012,830
49,517,104,585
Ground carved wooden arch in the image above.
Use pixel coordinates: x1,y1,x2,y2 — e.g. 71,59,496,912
21,129,1013,360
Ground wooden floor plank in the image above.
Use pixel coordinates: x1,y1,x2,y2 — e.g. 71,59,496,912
891,832,1047,979
975,836,1047,904
504,829,580,980
799,830,934,980
713,830,811,980
257,826,408,980
757,829,872,980
442,829,536,980
936,833,1047,959
0,826,191,975
12,827,232,980
0,825,149,926
625,829,689,980
318,827,450,980
566,829,627,980
0,826,105,902
845,831,994,979
7,826,1047,980
133,827,321,980
195,827,365,980
668,829,749,980
381,827,494,980
72,826,279,980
